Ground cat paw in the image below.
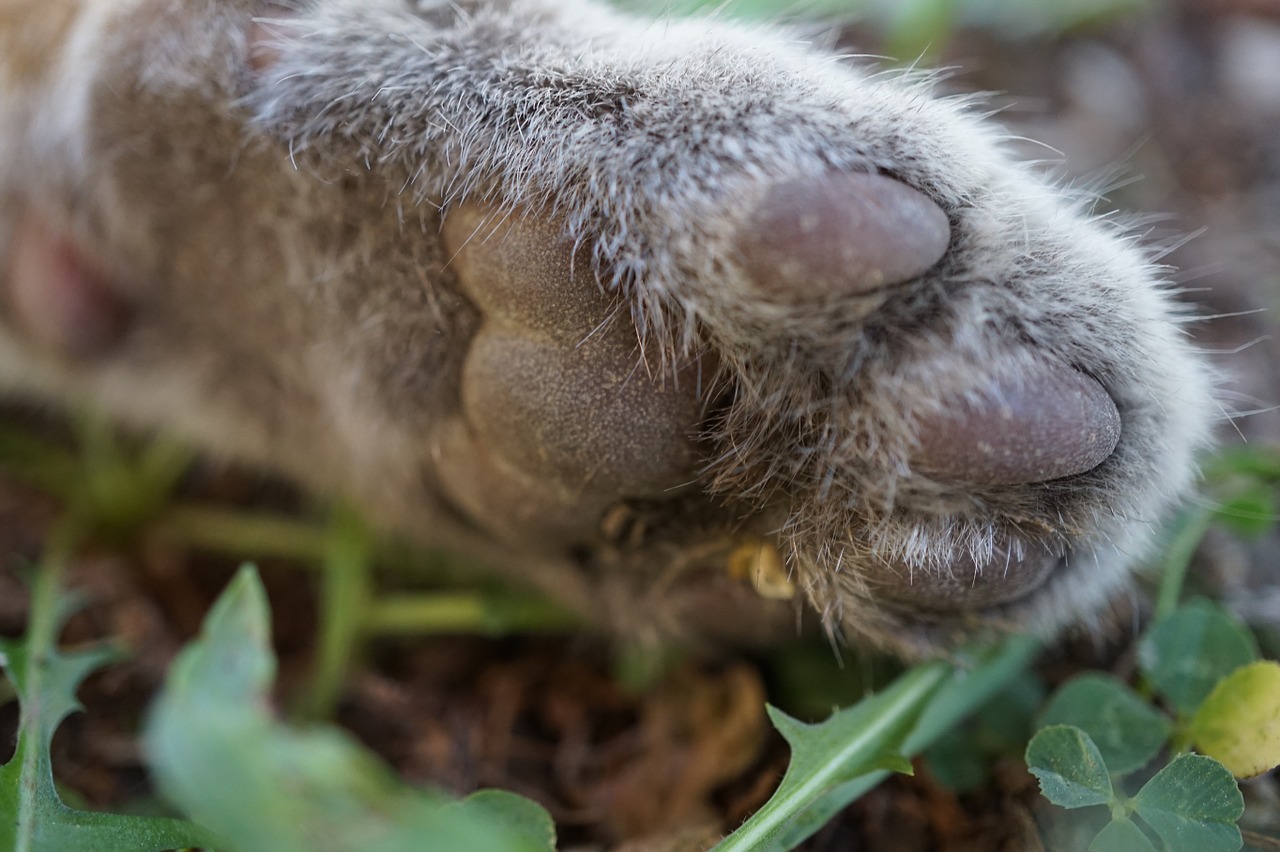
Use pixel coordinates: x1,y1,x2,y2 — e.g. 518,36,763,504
427,161,1209,653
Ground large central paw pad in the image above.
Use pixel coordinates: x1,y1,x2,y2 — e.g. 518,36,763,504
435,205,710,544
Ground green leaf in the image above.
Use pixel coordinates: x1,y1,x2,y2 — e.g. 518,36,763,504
713,661,950,851
925,671,1045,792
145,565,557,852
73,414,193,538
884,0,955,62
1190,661,1280,778
1201,445,1280,483
607,0,1151,40
1088,817,1158,852
1138,599,1258,716
1212,483,1278,538
0,531,215,852
454,790,558,848
0,425,80,497
761,637,1042,851
1037,674,1171,774
1132,754,1243,852
1024,725,1114,809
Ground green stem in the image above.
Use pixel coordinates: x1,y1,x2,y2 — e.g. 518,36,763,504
1153,507,1214,622
299,509,374,720
364,594,580,636
148,505,330,561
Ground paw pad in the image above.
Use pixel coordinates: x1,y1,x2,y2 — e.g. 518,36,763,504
736,171,950,303
912,364,1121,486
436,205,708,541
865,535,1064,612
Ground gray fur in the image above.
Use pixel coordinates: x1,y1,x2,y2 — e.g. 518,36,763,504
0,0,1215,654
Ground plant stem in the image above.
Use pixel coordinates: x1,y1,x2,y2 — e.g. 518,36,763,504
299,509,374,719
149,505,330,561
364,594,580,636
1153,507,1214,622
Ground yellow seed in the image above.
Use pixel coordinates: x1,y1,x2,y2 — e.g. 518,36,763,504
728,540,795,601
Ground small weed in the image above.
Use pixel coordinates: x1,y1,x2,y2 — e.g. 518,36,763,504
1024,598,1278,852
147,566,557,852
0,519,216,852
1021,444,1280,852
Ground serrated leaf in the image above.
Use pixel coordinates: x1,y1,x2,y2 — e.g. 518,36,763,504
1190,661,1280,778
713,661,950,851
1132,754,1243,852
1025,725,1114,809
1088,816,1158,852
757,637,1042,852
1138,599,1258,716
0,564,215,852
1038,674,1171,775
145,566,556,852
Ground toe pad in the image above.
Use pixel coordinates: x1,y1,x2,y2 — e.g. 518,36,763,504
737,171,950,302
913,364,1121,486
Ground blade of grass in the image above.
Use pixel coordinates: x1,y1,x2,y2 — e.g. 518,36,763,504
1154,506,1215,622
149,504,330,561
364,593,581,635
299,508,375,719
